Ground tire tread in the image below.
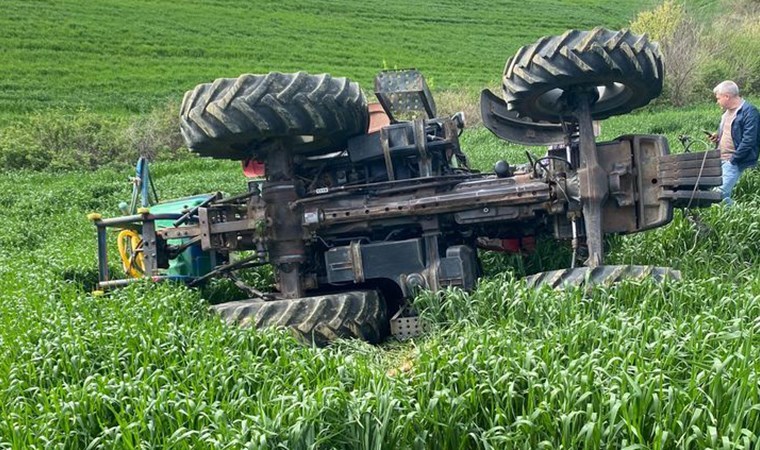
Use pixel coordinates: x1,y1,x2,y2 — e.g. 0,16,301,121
524,265,680,289
213,290,387,346
502,28,663,122
180,72,368,160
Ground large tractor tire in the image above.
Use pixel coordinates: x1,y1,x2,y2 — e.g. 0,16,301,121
502,28,664,122
180,72,369,160
212,290,388,346
524,265,680,289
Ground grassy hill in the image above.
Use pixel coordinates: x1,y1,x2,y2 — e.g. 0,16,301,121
8,1,760,449
0,0,655,121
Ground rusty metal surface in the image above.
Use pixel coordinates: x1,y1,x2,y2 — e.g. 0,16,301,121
390,316,424,340
161,225,200,240
390,314,428,340
658,150,722,208
658,150,722,189
263,147,307,299
374,69,436,122
140,219,158,276
307,179,551,228
594,138,637,234
480,89,567,146
575,94,606,267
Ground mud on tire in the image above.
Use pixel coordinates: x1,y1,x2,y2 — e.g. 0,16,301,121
180,72,369,160
502,28,664,122
212,290,388,346
523,265,680,289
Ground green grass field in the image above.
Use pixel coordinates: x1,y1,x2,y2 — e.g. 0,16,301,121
0,0,654,121
2,134,760,448
6,0,760,448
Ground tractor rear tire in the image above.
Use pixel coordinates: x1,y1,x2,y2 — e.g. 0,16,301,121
212,290,388,346
502,28,664,122
523,265,680,289
180,72,368,160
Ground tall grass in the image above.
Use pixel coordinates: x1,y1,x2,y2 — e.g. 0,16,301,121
412,276,760,449
0,104,189,171
2,105,760,447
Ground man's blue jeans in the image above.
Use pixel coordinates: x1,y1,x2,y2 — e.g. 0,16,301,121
720,160,744,205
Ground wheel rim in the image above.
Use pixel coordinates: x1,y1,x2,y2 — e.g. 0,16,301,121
522,80,640,121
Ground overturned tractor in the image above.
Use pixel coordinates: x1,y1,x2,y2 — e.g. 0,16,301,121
90,29,721,344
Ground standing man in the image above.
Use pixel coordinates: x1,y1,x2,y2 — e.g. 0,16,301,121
709,80,760,205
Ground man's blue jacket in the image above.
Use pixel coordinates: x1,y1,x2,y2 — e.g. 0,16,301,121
718,100,760,170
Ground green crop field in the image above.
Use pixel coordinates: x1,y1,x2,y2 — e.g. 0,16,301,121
5,0,760,448
3,130,760,448
0,0,656,122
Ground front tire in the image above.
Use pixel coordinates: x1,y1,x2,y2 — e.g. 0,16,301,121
502,28,664,122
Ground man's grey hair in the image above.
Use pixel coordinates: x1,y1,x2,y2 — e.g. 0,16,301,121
713,80,740,97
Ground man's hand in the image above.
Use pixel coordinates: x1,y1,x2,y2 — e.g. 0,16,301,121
703,129,719,143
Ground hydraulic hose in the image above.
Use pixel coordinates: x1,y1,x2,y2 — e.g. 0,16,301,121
117,229,145,278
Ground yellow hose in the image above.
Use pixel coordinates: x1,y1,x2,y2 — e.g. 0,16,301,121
117,229,145,278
